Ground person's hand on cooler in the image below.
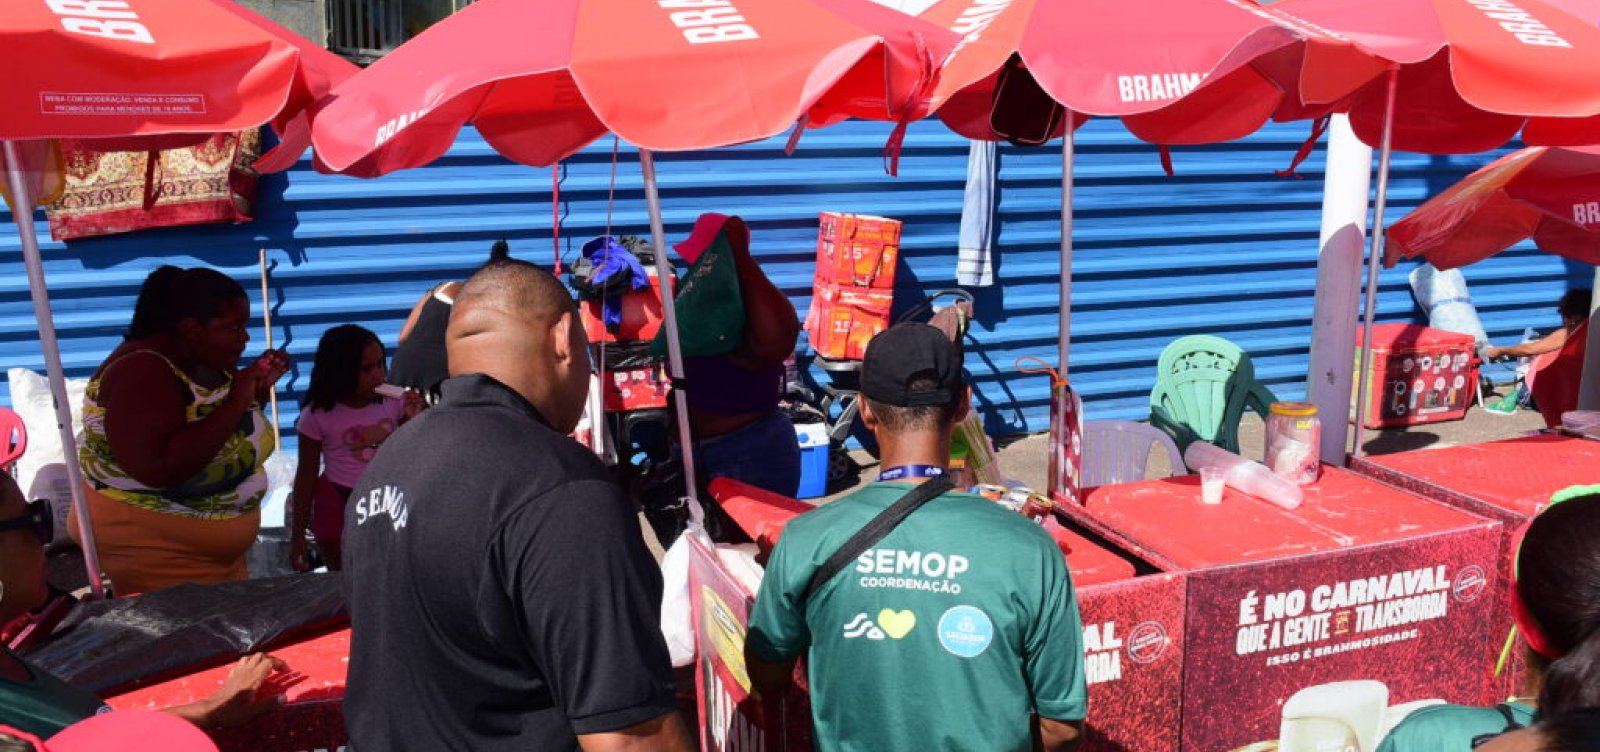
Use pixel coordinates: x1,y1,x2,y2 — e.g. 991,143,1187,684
1485,343,1532,362
165,653,298,730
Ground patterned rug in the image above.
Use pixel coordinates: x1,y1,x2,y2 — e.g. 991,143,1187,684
46,129,260,241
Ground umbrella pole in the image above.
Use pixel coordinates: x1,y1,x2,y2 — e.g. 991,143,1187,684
1351,69,1399,459
639,149,700,504
2,140,106,600
1058,112,1075,373
258,249,281,453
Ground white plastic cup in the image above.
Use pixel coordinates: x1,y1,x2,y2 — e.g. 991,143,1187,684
1184,441,1304,510
1200,467,1225,505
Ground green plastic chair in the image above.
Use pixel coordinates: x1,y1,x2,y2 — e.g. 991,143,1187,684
1148,335,1278,456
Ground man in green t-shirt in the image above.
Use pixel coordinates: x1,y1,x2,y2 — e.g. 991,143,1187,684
745,323,1087,752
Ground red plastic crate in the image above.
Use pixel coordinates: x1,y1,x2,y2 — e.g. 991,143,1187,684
1354,324,1478,429
815,212,900,289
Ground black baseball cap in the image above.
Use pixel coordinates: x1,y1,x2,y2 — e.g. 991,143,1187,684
860,323,964,407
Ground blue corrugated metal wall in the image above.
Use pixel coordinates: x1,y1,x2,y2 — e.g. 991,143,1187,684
1,119,1586,452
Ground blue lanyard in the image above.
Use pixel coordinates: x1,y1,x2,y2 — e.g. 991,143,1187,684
878,465,946,482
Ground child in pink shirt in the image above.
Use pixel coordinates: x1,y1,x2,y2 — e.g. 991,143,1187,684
290,325,421,571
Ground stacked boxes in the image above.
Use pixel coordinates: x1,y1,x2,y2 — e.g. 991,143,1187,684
805,212,899,361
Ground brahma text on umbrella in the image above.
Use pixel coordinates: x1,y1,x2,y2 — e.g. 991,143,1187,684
1118,73,1205,103
375,108,431,148
944,0,1015,54
45,0,153,44
658,0,758,44
1464,0,1571,47
1573,201,1600,226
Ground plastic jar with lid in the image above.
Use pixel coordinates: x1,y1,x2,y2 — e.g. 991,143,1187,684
1264,402,1321,486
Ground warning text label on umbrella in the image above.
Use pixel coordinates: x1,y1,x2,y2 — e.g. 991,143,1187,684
40,92,207,117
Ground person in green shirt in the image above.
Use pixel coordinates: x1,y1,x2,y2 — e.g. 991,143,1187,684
745,323,1087,752
1379,487,1600,752
0,473,288,738
1475,707,1600,752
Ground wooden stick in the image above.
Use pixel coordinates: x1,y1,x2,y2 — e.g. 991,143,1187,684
259,248,281,452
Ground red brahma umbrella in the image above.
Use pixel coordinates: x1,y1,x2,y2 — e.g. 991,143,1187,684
1278,0,1600,153
309,0,955,177
919,0,1385,147
1269,0,1600,450
1388,145,1600,269
911,0,1386,494
309,0,957,500
1,0,356,597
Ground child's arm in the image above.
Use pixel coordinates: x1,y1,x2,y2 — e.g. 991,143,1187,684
289,437,322,572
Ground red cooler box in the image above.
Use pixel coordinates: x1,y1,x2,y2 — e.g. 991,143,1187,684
110,629,351,752
1354,324,1478,429
602,363,670,412
582,272,667,345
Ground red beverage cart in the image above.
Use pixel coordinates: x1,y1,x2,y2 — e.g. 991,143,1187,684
1062,466,1502,751
1351,435,1600,702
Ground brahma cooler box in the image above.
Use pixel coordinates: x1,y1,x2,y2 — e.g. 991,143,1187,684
1354,324,1478,429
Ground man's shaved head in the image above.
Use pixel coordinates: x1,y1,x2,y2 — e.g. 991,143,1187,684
451,258,576,330
447,258,591,432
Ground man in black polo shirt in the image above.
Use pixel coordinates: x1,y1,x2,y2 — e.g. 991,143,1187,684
342,257,691,751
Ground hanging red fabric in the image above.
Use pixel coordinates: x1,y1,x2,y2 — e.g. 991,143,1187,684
1276,116,1331,179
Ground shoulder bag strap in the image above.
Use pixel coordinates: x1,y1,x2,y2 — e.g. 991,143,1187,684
800,476,954,604
1494,703,1526,730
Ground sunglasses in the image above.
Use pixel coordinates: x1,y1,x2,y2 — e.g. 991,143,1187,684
0,499,52,546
